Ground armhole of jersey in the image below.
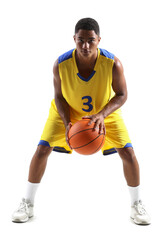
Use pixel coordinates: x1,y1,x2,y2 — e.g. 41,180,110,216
57,49,74,81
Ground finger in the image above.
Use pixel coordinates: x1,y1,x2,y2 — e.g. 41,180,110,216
99,122,105,134
93,119,100,132
68,142,73,150
82,116,91,119
103,125,106,135
67,123,72,138
66,122,73,149
100,123,105,135
82,116,92,125
99,124,102,134
68,122,72,128
88,119,94,126
66,136,73,149
99,123,103,134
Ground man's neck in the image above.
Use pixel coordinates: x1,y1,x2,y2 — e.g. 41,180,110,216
75,49,98,70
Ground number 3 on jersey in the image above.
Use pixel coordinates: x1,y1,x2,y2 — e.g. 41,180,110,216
82,96,93,112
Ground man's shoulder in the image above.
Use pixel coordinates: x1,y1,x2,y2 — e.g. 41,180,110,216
58,49,75,64
99,48,114,60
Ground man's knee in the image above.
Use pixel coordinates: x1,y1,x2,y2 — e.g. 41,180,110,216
116,147,136,164
36,144,53,158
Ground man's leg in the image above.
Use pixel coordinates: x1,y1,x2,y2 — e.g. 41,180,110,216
23,144,54,204
116,147,141,205
12,145,53,223
116,147,151,225
116,147,139,187
28,144,54,183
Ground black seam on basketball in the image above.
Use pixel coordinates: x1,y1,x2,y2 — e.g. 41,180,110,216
69,128,95,141
72,133,104,149
91,134,105,154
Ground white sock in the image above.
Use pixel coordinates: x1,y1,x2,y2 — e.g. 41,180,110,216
128,185,140,206
24,181,40,205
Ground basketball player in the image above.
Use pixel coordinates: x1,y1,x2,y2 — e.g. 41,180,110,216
12,18,151,225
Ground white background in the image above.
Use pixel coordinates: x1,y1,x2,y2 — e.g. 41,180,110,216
0,0,167,239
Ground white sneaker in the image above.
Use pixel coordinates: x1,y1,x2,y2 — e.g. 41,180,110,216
130,200,151,225
12,198,34,223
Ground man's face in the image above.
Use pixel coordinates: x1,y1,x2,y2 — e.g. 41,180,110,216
74,29,101,58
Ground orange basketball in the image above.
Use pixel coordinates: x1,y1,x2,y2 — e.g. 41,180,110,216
68,119,105,155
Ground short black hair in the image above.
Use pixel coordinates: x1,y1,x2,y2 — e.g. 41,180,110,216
75,18,100,36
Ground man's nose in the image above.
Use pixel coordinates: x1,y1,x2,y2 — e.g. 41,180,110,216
83,42,89,49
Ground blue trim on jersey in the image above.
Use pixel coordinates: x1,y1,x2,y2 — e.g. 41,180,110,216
77,70,96,82
58,49,74,64
103,143,133,156
99,48,114,60
124,143,133,148
38,140,51,147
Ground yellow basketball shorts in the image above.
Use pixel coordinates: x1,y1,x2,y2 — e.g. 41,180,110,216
38,100,132,155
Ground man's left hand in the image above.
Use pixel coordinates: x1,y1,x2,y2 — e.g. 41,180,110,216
82,113,106,135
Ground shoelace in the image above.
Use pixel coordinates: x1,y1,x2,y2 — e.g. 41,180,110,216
134,201,146,215
17,200,29,213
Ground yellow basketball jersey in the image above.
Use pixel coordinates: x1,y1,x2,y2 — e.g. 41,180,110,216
39,48,131,154
58,48,120,121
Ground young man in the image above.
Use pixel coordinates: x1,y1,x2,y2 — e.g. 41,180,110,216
12,18,151,225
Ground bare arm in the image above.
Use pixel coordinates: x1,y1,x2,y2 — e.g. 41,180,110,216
99,56,127,118
53,60,72,147
83,56,127,133
53,59,71,127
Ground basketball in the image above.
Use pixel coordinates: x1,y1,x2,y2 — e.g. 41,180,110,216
68,119,105,155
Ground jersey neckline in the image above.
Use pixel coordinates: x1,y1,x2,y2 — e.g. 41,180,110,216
72,48,100,82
